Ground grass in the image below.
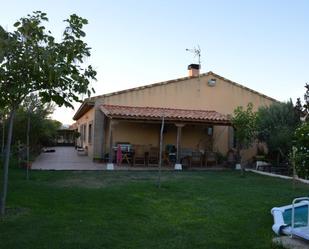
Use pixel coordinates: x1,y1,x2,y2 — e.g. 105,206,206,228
0,169,308,249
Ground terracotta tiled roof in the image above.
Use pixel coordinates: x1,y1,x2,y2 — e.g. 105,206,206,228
100,105,231,124
73,101,95,120
73,71,278,121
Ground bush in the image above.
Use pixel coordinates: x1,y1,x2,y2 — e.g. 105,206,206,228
215,152,227,164
256,101,300,163
294,122,309,178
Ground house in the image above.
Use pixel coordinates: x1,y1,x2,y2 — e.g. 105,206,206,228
72,65,277,169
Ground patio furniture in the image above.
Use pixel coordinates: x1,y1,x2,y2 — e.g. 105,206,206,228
256,160,271,171
122,152,133,165
113,143,134,166
180,148,193,169
77,146,88,156
191,151,203,167
147,147,159,166
205,151,217,167
133,145,146,166
164,144,177,166
226,149,236,168
116,144,122,165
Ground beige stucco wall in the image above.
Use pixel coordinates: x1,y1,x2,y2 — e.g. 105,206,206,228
105,121,215,155
75,108,95,158
101,74,275,156
103,75,274,114
110,121,160,149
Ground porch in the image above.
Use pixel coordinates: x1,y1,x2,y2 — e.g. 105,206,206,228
100,105,232,169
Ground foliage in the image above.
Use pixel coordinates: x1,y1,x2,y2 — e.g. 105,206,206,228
0,11,96,215
231,103,257,150
73,131,81,139
215,151,227,164
304,83,309,114
0,11,97,110
231,103,257,174
256,101,300,160
12,106,61,149
295,83,309,122
294,122,309,178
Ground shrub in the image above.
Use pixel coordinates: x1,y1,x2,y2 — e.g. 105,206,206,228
256,101,300,163
294,122,309,178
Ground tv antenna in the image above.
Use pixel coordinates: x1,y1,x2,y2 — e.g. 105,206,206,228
186,45,201,69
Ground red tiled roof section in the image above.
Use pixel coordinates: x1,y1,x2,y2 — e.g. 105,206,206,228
100,105,231,124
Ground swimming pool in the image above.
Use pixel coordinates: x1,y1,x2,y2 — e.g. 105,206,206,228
271,198,309,240
283,205,308,228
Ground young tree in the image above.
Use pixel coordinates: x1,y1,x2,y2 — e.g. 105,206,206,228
231,103,257,175
0,11,96,215
12,94,58,179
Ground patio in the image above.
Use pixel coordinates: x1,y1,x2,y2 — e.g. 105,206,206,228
31,146,104,170
31,146,228,171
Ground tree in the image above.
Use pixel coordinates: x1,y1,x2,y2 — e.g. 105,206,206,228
231,103,257,175
0,11,96,215
0,109,7,155
304,83,309,115
295,98,304,120
295,84,309,121
256,101,300,164
13,94,56,146
9,95,61,179
293,122,309,179
293,83,309,178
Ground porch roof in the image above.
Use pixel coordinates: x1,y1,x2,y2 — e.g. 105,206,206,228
100,105,231,125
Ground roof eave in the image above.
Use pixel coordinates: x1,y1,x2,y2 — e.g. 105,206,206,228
104,114,231,125
73,101,95,120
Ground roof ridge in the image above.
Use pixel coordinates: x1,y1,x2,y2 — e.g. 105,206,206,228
89,71,278,103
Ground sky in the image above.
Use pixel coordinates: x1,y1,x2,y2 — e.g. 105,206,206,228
0,0,308,124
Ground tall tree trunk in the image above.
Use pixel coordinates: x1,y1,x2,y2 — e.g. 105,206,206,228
157,116,165,188
1,119,4,155
26,114,30,180
237,144,245,176
0,109,15,216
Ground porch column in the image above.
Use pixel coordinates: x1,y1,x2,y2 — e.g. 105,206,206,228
175,123,185,170
107,118,116,170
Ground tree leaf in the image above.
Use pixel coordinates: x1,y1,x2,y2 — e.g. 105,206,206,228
13,21,21,27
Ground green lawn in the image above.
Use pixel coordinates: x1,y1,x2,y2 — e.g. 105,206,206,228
0,169,308,249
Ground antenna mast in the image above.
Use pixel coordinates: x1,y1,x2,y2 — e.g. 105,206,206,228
186,45,201,70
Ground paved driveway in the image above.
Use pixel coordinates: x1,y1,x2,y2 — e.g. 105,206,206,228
32,146,105,170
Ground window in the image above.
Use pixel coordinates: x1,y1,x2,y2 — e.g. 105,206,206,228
207,126,213,136
88,122,92,144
